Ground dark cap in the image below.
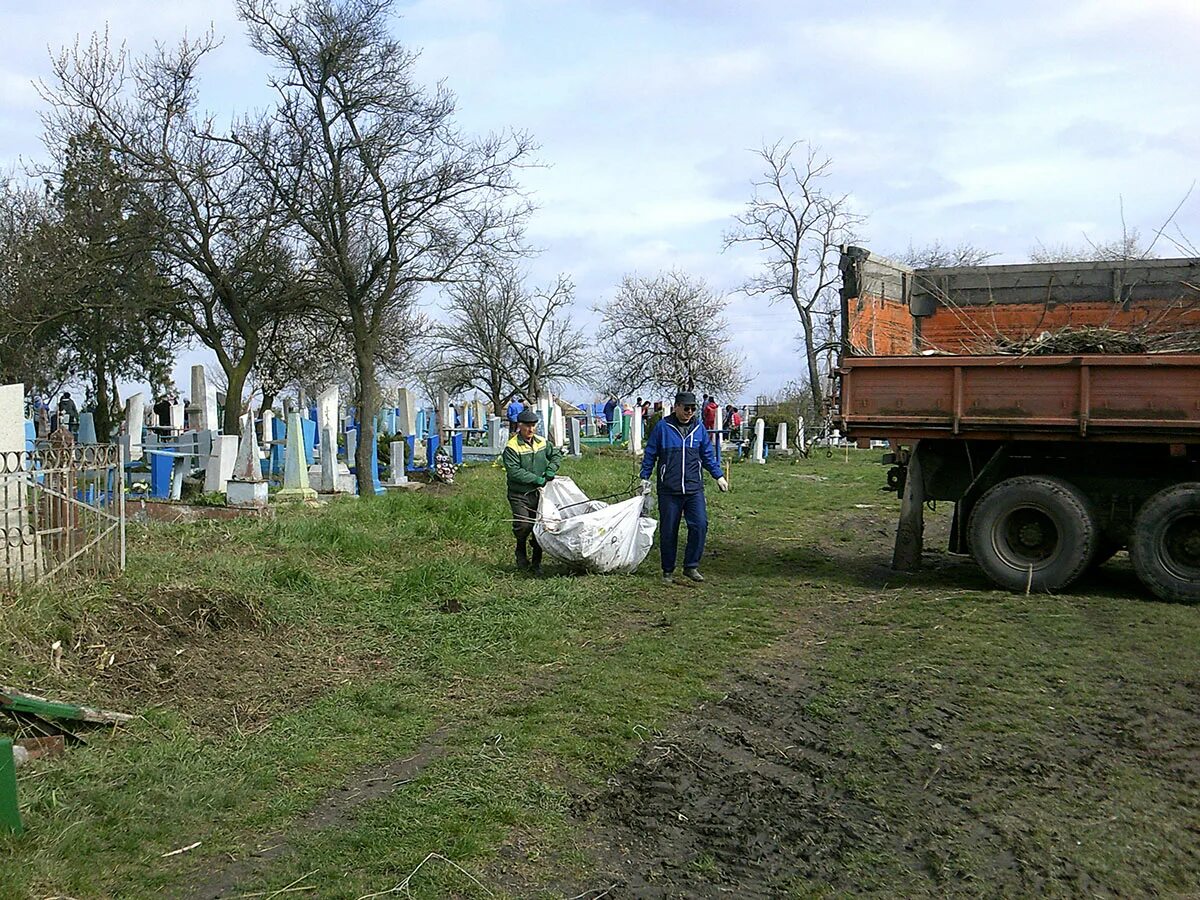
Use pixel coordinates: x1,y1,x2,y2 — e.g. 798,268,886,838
517,408,539,424
674,391,697,407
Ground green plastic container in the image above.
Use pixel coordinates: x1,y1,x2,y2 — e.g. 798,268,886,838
0,737,22,835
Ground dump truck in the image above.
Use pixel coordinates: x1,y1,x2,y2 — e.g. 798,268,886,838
835,246,1200,602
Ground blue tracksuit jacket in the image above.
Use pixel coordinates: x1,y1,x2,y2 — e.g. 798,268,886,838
640,414,724,495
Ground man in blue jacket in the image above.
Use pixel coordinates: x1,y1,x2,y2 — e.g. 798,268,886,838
640,391,729,583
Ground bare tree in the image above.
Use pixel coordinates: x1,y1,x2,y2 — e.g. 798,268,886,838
506,273,589,402
235,0,532,493
595,271,747,398
724,141,862,415
43,32,307,435
428,265,588,413
1031,228,1156,263
898,240,998,268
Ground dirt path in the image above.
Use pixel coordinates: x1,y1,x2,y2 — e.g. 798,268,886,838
188,726,453,899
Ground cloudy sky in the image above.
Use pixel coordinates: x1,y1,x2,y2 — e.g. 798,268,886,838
3,0,1198,402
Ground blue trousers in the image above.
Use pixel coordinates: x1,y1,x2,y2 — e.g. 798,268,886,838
658,491,708,573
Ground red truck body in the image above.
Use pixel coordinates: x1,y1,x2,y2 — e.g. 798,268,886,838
835,247,1200,602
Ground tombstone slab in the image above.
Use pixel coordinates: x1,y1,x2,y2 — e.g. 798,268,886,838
125,393,146,460
203,435,239,494
753,418,766,464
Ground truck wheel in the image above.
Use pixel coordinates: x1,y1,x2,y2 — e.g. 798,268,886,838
1129,483,1200,603
967,476,1098,593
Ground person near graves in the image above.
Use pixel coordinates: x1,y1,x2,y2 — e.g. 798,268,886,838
640,391,729,584
503,407,562,575
602,396,618,436
506,396,525,435
57,392,79,434
153,394,172,431
702,395,719,431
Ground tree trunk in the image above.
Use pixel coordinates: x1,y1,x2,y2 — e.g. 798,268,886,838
223,355,255,435
800,309,823,418
92,356,111,441
353,344,379,497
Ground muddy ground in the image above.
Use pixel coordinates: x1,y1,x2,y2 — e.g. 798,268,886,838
560,510,1199,898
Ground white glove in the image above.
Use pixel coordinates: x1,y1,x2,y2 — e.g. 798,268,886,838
717,476,730,493
640,478,653,495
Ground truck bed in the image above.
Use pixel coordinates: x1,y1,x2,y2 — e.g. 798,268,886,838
838,353,1200,443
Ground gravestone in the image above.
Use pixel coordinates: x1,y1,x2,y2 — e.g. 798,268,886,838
437,390,451,438
551,404,566,448
797,418,807,455
488,416,505,452
123,393,146,461
714,405,724,451
397,388,416,436
227,414,268,508
316,386,339,490
276,412,317,502
345,428,358,468
168,401,184,433
630,404,643,456
473,399,486,434
753,418,766,464
776,422,788,452
190,365,218,432
76,412,97,445
203,435,238,494
387,441,408,486
567,416,582,458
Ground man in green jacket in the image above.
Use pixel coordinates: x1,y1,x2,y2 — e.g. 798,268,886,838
503,407,563,574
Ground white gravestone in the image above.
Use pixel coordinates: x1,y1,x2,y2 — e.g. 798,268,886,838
124,393,146,461
227,414,268,508
551,404,566,448
567,416,582,458
776,422,788,452
397,388,416,436
797,418,807,455
630,404,643,456
203,435,238,494
276,412,317,502
753,418,766,464
388,441,408,485
714,405,724,451
190,365,219,432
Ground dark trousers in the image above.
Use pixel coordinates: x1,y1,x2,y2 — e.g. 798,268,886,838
658,490,708,573
508,491,541,557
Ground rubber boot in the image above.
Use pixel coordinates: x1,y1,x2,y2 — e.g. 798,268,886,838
531,540,544,576
514,538,530,572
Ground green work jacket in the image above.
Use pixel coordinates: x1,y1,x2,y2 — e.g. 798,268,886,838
503,433,563,495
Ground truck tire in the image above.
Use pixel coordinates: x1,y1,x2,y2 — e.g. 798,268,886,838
1129,483,1200,603
967,476,1098,593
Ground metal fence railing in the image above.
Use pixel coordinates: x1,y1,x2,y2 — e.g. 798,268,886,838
1,444,125,589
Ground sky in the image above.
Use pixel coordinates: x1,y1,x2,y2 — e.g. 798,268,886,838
3,0,1199,404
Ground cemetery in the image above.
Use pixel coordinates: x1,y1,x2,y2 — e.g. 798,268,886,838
0,1,1196,897
2,370,1198,898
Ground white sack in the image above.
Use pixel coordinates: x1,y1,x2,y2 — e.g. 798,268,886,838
534,476,657,574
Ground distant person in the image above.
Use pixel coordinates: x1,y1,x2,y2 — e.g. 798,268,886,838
506,396,525,435
640,391,729,584
702,395,718,431
153,395,172,430
57,392,79,434
602,396,618,435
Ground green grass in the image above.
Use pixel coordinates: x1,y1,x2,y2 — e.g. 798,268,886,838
0,449,1197,898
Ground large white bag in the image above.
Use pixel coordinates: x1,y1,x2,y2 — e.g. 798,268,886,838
534,476,657,574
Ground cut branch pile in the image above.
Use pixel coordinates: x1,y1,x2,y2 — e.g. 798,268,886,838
988,327,1200,356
